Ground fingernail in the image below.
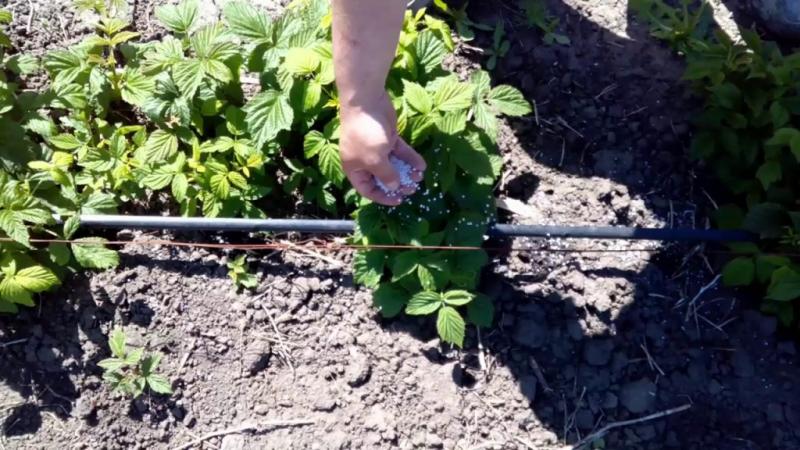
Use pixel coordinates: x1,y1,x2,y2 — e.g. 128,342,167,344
387,181,400,191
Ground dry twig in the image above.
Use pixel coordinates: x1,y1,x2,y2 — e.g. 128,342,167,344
172,419,315,450
568,403,691,450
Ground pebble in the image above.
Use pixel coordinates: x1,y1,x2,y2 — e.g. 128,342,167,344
312,396,337,412
345,348,372,387
732,351,755,378
242,339,271,376
620,378,656,414
583,339,614,366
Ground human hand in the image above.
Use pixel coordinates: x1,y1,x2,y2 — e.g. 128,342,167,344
339,93,426,206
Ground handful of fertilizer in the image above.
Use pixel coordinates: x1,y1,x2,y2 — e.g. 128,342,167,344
375,155,418,196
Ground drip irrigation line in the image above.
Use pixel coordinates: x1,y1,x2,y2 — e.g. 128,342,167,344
75,214,758,242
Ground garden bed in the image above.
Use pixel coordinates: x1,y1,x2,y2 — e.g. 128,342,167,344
2,1,800,449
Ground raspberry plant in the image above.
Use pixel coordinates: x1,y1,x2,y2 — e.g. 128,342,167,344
99,328,172,398
1,0,532,347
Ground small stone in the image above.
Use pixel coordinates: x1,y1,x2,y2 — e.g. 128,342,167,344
254,404,269,415
242,339,271,376
767,403,784,422
312,396,337,412
74,396,95,419
220,435,244,450
603,392,618,409
731,351,755,378
584,339,614,366
512,318,546,349
620,378,656,414
346,348,372,387
425,433,443,448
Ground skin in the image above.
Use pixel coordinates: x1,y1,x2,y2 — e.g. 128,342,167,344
332,0,427,206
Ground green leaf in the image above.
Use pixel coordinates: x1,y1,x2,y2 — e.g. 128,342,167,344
227,171,248,190
767,267,800,302
63,215,80,239
488,85,532,116
437,306,465,347
109,328,126,359
141,130,179,162
243,90,293,149
417,265,436,291
392,251,420,281
447,135,493,177
766,127,800,147
141,353,162,375
48,242,71,265
284,47,320,75
432,78,474,112
71,238,120,269
405,291,442,315
210,173,231,199
354,250,385,288
155,0,198,34
98,357,126,372
756,161,781,190
200,137,235,153
48,134,82,150
372,283,406,318
722,257,755,287
756,255,790,284
0,210,29,247
14,266,59,292
223,1,272,40
442,290,475,306
0,278,33,306
467,294,494,328
403,80,432,114
742,203,788,239
6,54,39,76
172,59,205,98
413,30,447,75
121,69,154,107
317,140,344,186
126,348,144,365
147,374,173,395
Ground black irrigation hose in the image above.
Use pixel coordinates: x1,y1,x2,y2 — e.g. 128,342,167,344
77,214,758,242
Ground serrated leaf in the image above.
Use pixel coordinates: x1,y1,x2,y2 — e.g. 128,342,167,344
227,171,248,190
405,291,442,315
14,266,59,292
6,54,39,75
121,69,154,107
403,80,432,114
417,265,436,291
141,353,162,375
767,267,800,301
443,290,474,306
447,135,493,177
373,282,406,318
155,0,198,34
433,78,474,112
224,1,272,40
172,173,189,202
110,31,140,46
98,357,126,372
437,305,465,347
72,238,120,269
413,30,447,75
0,209,29,247
354,250,385,288
109,328,126,359
722,257,755,287
141,130,179,162
48,133,82,150
488,85,531,116
147,374,173,394
172,59,205,98
243,90,293,149
317,140,344,185
200,136,235,153
756,161,781,190
467,294,494,328
210,173,231,199
140,167,174,190
48,242,71,265
126,348,144,365
0,278,33,306
284,47,320,75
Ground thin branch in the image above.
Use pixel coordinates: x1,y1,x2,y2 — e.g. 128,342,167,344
569,404,691,450
172,419,315,450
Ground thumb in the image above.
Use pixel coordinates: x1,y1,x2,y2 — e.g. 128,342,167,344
369,157,401,192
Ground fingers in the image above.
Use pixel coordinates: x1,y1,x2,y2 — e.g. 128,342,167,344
392,138,427,183
349,169,402,206
369,156,401,192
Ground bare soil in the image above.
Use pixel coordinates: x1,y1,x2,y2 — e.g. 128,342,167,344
2,1,800,449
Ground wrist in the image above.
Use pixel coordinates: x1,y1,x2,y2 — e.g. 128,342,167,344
338,90,389,116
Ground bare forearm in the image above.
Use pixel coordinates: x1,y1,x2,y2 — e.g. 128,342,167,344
332,0,405,108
